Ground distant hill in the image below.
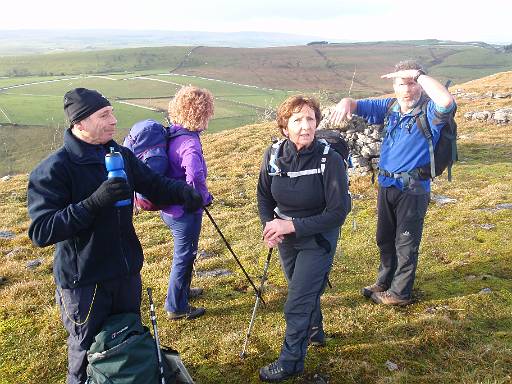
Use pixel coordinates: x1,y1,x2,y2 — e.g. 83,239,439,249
0,30,330,55
0,40,511,96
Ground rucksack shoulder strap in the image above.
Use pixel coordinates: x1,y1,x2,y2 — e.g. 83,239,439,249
268,139,328,178
316,138,331,175
268,139,285,176
414,98,435,179
168,129,197,139
285,141,329,178
383,98,399,131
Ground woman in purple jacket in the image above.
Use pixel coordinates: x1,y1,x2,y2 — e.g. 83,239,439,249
162,86,214,320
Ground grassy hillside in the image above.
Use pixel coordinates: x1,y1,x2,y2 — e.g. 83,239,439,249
0,72,511,383
1,41,511,95
0,46,192,77
2,40,512,177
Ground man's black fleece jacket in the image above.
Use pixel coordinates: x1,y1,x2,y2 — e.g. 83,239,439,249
27,129,189,289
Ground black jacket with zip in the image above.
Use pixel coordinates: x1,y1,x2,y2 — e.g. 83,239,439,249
28,129,188,289
257,138,351,238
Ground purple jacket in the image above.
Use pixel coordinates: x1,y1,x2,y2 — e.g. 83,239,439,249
161,124,212,218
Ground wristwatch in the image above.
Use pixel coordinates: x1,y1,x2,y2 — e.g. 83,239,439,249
413,69,426,82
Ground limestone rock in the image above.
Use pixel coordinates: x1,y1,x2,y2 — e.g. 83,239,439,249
0,231,15,239
27,259,43,270
431,195,457,205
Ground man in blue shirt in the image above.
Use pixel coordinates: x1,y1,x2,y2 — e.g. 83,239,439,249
330,60,455,305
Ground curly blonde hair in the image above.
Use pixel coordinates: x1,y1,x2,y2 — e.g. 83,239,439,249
168,86,214,132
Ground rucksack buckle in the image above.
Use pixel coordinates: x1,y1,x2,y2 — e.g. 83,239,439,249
379,169,420,187
401,169,421,187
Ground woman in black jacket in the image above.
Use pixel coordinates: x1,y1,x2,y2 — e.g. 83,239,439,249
257,95,351,382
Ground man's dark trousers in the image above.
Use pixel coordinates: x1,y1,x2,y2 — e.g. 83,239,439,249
56,274,142,384
276,227,339,374
376,185,429,300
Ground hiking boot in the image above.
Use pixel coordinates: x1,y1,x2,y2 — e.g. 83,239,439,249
259,360,299,382
167,306,205,320
189,287,203,299
308,326,326,347
361,282,388,298
371,291,412,306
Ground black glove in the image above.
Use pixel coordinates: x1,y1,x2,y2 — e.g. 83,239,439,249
83,177,131,213
205,193,214,207
182,186,203,213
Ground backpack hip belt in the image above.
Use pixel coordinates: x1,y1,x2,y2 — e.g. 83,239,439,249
378,168,421,187
274,207,293,221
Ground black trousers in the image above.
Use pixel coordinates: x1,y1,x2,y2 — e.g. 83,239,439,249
376,185,429,300
276,227,339,374
56,274,142,384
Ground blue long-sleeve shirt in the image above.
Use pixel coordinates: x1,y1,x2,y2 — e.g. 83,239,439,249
356,97,455,192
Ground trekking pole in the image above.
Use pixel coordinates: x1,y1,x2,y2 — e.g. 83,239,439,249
203,206,265,305
240,248,273,359
352,196,358,231
147,288,166,384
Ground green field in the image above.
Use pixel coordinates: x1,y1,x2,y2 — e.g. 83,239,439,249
0,71,292,175
1,40,512,177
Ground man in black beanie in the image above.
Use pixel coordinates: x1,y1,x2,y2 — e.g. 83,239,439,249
27,88,203,384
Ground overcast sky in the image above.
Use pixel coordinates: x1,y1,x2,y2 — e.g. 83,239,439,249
1,0,510,44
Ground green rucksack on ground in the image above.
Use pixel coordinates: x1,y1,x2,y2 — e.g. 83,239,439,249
86,313,188,384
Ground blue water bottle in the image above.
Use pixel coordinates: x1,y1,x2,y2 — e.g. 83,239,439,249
104,147,131,207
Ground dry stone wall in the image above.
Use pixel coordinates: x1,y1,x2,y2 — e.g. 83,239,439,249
318,106,383,176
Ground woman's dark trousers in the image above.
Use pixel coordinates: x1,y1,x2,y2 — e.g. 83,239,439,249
276,227,339,374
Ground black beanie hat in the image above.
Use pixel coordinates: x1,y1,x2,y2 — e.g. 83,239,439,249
63,88,111,126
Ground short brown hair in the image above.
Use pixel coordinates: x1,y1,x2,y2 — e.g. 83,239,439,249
394,59,426,73
276,95,321,136
168,86,214,132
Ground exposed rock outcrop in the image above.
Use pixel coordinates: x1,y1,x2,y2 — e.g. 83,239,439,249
452,89,512,100
464,108,512,124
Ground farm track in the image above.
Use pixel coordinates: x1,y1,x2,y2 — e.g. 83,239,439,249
0,76,81,91
117,101,160,111
0,105,12,123
0,72,289,96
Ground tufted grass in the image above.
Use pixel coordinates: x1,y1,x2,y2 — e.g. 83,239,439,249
0,73,511,383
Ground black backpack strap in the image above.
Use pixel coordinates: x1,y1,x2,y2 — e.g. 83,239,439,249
268,139,285,176
168,130,196,139
446,109,458,182
383,98,397,129
316,138,331,175
414,99,436,180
